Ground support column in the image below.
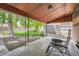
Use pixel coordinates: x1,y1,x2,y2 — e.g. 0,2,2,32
72,7,79,44
72,17,79,43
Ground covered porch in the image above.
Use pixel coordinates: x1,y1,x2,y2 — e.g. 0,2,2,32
0,3,79,56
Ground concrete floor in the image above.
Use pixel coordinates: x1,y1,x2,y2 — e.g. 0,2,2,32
0,35,42,51
0,45,8,55
1,37,71,56
1,36,79,56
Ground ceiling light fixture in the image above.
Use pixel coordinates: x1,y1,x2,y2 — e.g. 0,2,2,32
48,4,53,11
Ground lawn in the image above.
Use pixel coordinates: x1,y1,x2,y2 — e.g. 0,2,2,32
2,31,44,36
14,31,43,36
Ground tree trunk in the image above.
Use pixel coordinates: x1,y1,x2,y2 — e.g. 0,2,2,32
8,14,14,35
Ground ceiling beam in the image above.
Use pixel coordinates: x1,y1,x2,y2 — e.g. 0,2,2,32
0,3,78,23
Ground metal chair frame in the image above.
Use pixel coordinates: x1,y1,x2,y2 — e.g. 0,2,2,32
45,29,71,56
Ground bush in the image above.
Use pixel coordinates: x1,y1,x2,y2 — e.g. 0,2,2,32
1,31,9,35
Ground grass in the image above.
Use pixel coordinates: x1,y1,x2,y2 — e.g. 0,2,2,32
2,31,43,36
14,31,43,36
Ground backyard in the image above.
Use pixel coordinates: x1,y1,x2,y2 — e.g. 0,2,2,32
0,10,45,53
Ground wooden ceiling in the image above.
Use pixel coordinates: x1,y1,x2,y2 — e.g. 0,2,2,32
0,3,78,23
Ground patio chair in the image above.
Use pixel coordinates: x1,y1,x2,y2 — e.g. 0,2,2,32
45,29,71,56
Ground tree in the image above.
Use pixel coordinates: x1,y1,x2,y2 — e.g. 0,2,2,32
0,11,8,25
28,18,44,32
0,10,45,36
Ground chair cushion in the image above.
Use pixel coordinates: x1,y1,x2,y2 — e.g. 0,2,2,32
51,38,63,43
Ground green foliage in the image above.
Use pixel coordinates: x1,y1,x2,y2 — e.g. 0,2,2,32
1,31,9,35
0,10,45,36
0,11,8,24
